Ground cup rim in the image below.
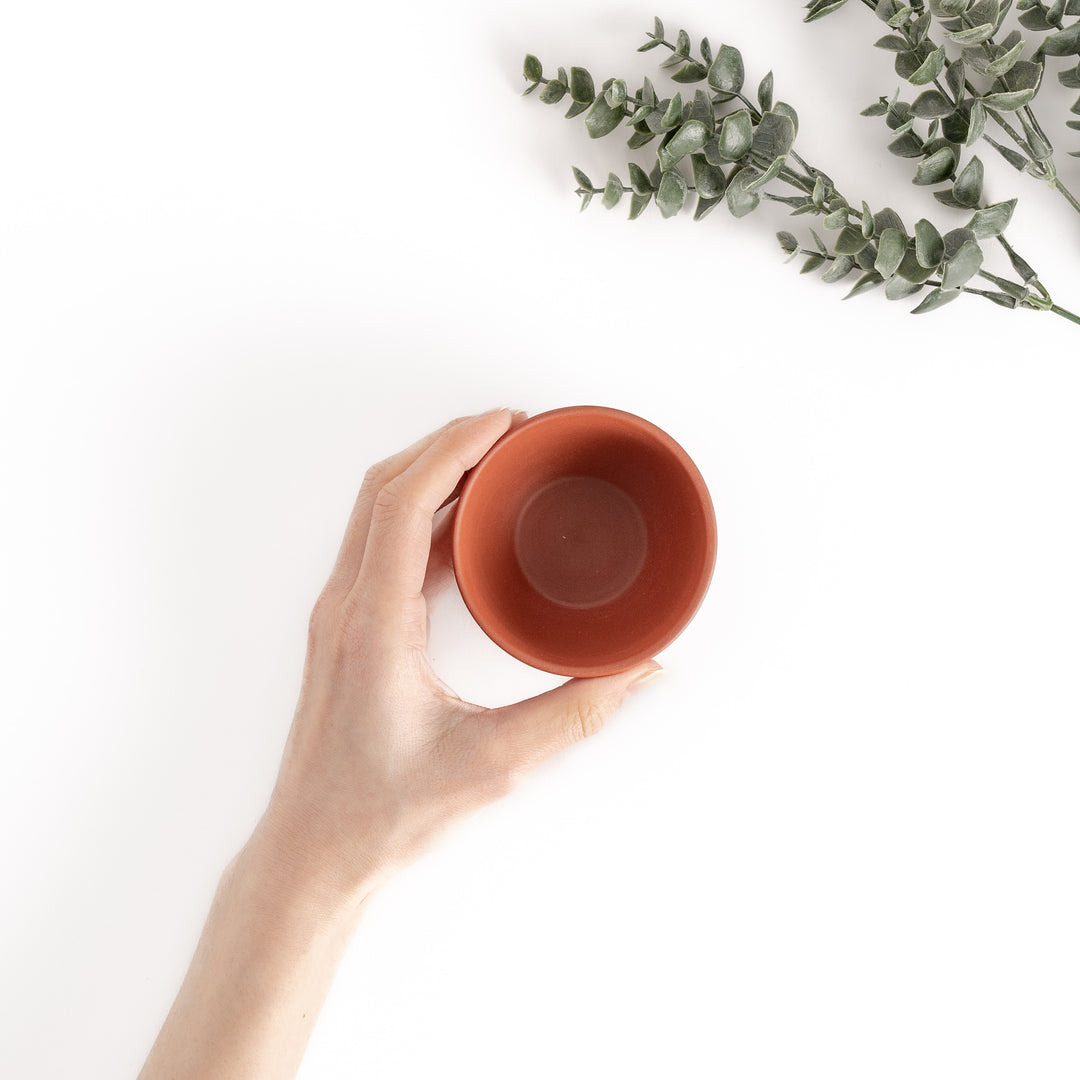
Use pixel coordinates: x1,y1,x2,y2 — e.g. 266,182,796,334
452,405,717,676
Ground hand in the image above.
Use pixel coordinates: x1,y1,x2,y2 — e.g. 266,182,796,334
257,408,662,905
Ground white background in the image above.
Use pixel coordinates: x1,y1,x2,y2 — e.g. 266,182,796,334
3,2,1079,1077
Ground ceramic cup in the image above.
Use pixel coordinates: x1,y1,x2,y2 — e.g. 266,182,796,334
452,406,717,677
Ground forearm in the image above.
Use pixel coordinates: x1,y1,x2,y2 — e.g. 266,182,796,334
138,819,375,1080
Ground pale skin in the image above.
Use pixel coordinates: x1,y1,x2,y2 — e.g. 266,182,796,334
138,408,663,1080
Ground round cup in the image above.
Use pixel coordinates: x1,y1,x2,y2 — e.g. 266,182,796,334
452,406,717,677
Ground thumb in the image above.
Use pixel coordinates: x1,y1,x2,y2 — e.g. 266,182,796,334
492,660,663,774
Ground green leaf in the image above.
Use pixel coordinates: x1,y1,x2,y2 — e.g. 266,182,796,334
671,62,709,83
914,218,944,268
627,130,656,149
751,112,797,162
663,119,710,164
875,228,907,278
947,59,966,101
602,173,624,209
822,254,856,282
692,194,721,219
804,0,851,21
717,108,754,161
801,254,827,274
1043,23,1080,55
946,23,996,45
691,153,726,199
772,101,800,139
726,167,761,217
875,34,909,50
904,46,947,85
523,55,543,83
662,93,684,129
605,79,627,108
914,146,956,184
940,239,984,288
564,100,590,119
889,132,927,158
874,207,906,235
569,67,595,104
628,191,652,219
777,230,800,255
912,89,954,118
758,70,775,112
981,88,1036,110
571,166,593,191
911,287,961,313
967,198,1016,238
585,94,626,138
708,45,745,93
836,225,871,254
885,275,924,300
844,272,885,299
745,155,786,191
824,207,850,229
674,29,691,56
977,39,1025,78
628,162,654,194
952,155,985,207
861,201,874,238
655,170,688,218
966,100,988,145
539,79,568,104
897,245,937,283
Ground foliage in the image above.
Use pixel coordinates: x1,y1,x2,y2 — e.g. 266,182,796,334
523,16,1079,324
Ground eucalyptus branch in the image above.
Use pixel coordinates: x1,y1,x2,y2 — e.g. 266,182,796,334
806,0,1080,217
523,18,1079,324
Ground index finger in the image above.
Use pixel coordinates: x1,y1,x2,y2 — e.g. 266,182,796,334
353,408,514,607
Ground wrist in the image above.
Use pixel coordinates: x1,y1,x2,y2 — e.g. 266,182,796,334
242,797,390,920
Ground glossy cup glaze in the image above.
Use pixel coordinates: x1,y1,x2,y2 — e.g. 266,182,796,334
452,406,717,677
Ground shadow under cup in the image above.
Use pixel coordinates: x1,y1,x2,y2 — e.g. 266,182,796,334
452,407,717,677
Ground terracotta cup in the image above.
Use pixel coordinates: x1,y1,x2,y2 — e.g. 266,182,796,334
452,406,717,677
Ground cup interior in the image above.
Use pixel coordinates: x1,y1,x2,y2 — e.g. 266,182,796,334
453,407,716,676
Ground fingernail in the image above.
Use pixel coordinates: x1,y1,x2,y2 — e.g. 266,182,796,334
627,662,664,694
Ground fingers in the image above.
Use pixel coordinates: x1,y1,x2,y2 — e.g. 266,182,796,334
489,661,663,776
421,506,458,603
324,416,471,599
353,408,514,611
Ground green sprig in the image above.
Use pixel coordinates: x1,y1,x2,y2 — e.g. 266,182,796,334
523,20,1079,324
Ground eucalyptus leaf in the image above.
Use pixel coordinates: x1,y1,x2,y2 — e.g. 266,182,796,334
691,153,727,199
914,146,956,184
822,254,857,282
717,108,754,160
539,79,568,104
844,271,885,299
602,174,624,209
751,112,797,162
628,191,652,219
524,55,543,83
655,170,688,218
967,198,1017,237
708,45,745,93
914,218,944,268
941,239,984,288
758,70,775,112
952,155,984,206
585,94,625,137
569,66,595,103
911,287,961,313
726,167,762,217
875,228,907,277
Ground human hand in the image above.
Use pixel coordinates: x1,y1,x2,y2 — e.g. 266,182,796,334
256,409,662,906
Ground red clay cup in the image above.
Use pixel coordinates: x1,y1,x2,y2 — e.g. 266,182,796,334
452,406,717,677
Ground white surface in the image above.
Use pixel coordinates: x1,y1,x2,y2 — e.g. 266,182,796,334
2,2,1079,1077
